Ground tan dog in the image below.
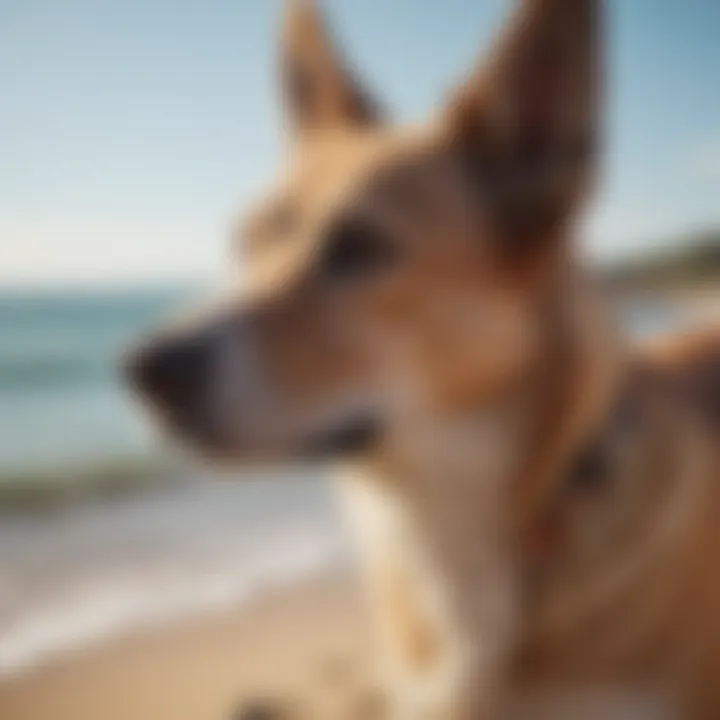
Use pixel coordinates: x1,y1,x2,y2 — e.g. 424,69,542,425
126,0,720,717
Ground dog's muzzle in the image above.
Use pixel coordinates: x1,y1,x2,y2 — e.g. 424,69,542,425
124,322,382,461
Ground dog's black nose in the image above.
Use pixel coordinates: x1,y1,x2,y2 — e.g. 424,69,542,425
124,333,211,410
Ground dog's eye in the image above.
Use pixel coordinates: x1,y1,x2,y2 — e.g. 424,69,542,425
321,217,398,282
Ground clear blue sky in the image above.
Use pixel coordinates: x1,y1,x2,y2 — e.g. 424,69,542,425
2,0,719,285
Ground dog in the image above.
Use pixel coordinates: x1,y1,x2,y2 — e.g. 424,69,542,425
126,0,720,717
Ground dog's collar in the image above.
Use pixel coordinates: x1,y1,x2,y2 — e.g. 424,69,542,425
524,369,642,568
563,371,640,493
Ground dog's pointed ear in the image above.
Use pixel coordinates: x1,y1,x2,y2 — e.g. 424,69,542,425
446,0,602,241
280,0,382,136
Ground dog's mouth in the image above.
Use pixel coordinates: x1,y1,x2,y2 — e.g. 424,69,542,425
300,413,382,459
152,405,383,464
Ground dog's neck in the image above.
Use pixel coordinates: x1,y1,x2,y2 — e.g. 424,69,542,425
510,269,628,533
337,266,664,719
362,266,627,529
338,268,631,716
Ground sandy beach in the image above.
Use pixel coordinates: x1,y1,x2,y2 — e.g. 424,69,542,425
0,572,380,720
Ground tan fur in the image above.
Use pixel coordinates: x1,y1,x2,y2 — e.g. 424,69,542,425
128,1,720,717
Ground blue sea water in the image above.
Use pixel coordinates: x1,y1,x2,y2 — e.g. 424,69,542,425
0,289,191,487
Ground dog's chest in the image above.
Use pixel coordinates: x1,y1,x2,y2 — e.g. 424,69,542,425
337,470,472,708
337,465,517,714
338,468,452,623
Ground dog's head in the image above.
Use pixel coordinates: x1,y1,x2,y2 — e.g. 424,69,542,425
126,0,601,462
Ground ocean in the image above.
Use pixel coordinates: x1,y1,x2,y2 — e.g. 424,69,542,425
0,290,344,676
0,290,181,488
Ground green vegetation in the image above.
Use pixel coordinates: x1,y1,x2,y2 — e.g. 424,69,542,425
0,456,186,512
606,230,720,292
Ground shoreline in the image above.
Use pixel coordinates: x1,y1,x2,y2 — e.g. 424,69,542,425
0,475,344,680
